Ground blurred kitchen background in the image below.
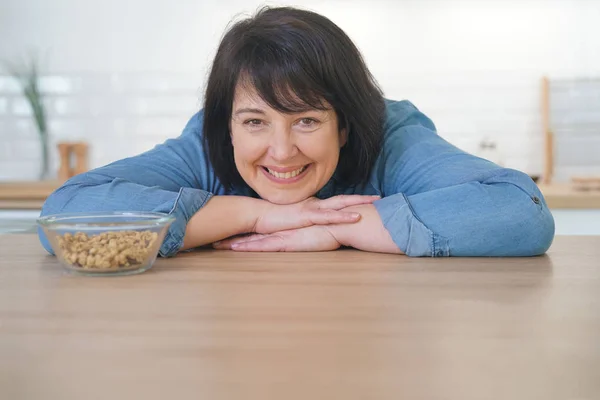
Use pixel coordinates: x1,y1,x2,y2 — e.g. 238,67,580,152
1,0,599,234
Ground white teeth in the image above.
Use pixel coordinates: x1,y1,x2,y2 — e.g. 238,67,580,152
266,166,306,179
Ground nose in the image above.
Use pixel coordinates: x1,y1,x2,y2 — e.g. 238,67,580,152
269,129,298,162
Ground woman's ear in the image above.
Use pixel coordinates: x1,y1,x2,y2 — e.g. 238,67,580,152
339,128,347,147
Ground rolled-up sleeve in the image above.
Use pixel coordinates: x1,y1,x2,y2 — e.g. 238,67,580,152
373,100,555,257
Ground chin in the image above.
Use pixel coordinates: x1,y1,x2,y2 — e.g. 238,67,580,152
260,191,312,205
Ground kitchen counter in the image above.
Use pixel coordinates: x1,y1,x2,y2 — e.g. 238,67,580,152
0,180,61,209
536,182,600,208
1,234,599,399
1,180,600,209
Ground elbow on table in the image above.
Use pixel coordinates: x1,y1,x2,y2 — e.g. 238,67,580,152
450,184,556,257
519,206,555,256
499,189,556,257
37,182,82,255
37,173,116,255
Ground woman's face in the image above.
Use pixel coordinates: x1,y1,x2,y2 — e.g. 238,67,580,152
230,85,346,205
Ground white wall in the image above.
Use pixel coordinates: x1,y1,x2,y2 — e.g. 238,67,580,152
3,0,599,75
1,0,600,180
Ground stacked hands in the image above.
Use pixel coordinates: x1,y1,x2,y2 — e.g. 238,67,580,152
213,195,381,252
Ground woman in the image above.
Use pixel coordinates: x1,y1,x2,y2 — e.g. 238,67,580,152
38,6,555,257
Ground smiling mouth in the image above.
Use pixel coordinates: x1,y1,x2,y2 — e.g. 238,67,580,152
261,164,310,180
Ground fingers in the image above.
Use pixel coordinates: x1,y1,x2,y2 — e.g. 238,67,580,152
316,194,380,210
230,235,286,252
305,209,361,225
213,234,267,249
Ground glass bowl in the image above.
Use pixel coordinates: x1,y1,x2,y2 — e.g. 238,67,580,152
37,211,175,276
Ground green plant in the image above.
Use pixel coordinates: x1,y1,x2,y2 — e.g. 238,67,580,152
3,54,50,180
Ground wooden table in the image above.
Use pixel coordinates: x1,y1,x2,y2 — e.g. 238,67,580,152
1,235,599,400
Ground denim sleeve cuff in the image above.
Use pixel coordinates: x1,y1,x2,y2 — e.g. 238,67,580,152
374,193,449,257
153,187,213,257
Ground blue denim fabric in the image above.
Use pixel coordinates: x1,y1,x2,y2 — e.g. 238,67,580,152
38,99,555,257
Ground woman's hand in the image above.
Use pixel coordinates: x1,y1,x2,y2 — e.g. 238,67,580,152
182,195,377,253
213,203,404,254
252,195,380,234
213,225,341,252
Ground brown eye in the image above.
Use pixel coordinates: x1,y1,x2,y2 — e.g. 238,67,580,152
299,118,318,127
244,119,264,127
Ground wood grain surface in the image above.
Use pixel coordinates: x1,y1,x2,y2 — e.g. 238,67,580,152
1,234,599,400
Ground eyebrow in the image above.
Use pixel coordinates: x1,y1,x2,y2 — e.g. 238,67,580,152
233,106,332,117
234,107,266,116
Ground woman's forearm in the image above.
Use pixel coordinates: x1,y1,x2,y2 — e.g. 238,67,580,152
327,204,404,254
181,196,264,251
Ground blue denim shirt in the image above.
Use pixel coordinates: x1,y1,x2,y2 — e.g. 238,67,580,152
38,99,555,257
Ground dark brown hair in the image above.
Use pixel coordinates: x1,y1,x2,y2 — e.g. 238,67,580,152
203,6,385,190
